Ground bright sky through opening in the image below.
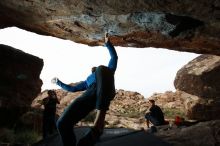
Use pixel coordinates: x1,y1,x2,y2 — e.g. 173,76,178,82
0,27,199,97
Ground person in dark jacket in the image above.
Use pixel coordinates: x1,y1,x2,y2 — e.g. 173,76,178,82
42,90,60,139
51,32,118,146
145,99,165,128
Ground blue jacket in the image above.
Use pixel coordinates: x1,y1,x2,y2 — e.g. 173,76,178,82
57,41,118,92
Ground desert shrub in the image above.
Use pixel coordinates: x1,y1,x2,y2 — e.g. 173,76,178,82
163,108,186,119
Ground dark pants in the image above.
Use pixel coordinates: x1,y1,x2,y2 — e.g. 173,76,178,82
57,66,115,146
95,65,115,110
145,113,161,126
57,84,97,146
43,115,56,139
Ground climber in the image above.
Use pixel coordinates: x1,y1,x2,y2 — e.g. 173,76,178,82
51,32,118,146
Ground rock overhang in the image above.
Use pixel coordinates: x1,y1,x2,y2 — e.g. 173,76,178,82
0,0,219,55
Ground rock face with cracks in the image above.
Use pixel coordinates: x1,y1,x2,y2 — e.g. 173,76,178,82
174,55,220,120
175,55,220,98
0,0,220,54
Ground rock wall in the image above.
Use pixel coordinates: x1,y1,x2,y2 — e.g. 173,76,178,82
174,55,220,120
0,0,220,55
0,44,43,127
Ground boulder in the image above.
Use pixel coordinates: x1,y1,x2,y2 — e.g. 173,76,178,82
181,91,220,120
174,55,220,120
156,120,220,146
0,44,43,127
175,55,220,98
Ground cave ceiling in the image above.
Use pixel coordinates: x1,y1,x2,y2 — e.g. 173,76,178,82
0,0,220,55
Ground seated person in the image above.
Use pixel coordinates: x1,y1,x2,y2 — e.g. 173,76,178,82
145,100,165,128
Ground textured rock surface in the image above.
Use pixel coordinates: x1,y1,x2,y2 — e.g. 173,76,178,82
174,55,220,120
174,55,220,98
0,44,43,127
156,120,220,146
149,91,185,111
183,92,220,120
0,0,220,54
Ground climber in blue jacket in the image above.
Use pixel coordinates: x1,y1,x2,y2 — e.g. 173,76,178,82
51,32,118,146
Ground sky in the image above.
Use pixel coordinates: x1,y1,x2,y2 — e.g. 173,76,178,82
0,27,199,97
